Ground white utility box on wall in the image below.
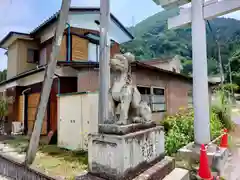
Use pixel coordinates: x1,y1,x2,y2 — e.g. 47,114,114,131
57,92,98,151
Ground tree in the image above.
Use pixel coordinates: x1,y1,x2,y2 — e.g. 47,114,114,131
225,48,240,85
0,70,7,82
0,99,8,134
122,17,240,78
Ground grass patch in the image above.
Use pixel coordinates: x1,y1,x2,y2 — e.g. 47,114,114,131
3,136,87,179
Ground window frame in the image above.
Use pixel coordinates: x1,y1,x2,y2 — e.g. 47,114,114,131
151,86,166,112
187,89,193,108
136,85,166,113
27,48,39,64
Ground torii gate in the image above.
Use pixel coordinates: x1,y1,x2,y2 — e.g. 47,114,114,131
153,0,240,145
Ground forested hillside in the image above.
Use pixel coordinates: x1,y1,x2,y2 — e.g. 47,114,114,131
121,13,240,84
0,70,6,82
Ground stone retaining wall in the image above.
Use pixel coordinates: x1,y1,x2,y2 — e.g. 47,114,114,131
0,154,55,180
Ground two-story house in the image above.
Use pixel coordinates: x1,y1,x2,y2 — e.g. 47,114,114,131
0,7,133,135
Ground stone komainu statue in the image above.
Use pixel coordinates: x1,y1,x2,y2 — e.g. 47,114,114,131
108,52,152,125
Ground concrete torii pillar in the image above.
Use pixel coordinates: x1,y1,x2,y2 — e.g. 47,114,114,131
153,0,240,145
191,0,210,145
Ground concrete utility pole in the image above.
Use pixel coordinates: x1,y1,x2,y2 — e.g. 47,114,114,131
217,42,224,85
98,0,111,124
191,0,210,144
25,0,71,165
228,60,233,94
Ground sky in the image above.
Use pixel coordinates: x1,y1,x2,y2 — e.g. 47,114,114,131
0,0,239,71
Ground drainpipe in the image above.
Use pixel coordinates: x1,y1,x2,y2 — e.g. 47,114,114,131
22,88,31,133
66,23,71,62
54,73,61,95
58,78,61,95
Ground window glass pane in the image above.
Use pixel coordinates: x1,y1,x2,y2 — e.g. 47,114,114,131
96,45,100,62
152,95,165,103
188,90,193,104
88,43,97,62
153,88,164,95
188,90,192,97
137,86,150,95
39,48,47,65
27,49,35,63
152,103,165,112
141,94,151,104
27,49,39,63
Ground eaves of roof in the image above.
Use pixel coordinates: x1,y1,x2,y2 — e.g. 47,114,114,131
0,7,134,48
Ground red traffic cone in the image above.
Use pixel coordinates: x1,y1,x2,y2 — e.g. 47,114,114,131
220,129,228,148
198,144,213,180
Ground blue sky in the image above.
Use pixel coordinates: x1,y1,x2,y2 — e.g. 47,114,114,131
0,0,239,71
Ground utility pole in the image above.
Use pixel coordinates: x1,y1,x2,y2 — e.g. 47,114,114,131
191,0,211,145
207,21,224,86
25,0,71,165
217,42,224,85
98,0,110,125
228,60,233,94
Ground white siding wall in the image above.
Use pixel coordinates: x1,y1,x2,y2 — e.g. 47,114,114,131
7,42,18,79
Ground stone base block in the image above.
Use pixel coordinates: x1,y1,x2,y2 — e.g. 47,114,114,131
98,122,157,135
163,168,190,180
133,156,175,180
88,126,165,180
178,142,229,173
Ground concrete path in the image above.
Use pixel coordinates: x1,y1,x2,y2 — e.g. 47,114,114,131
222,110,240,180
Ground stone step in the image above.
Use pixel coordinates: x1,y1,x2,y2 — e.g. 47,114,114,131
163,168,189,180
133,156,175,180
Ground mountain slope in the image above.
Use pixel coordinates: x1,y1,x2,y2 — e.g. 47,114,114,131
121,12,240,76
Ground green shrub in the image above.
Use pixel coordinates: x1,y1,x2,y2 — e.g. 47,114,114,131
210,112,223,139
212,89,235,130
0,99,7,121
161,108,224,155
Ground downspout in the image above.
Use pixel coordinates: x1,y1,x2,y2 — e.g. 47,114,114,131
54,73,61,95
58,78,61,95
66,23,71,62
22,88,31,134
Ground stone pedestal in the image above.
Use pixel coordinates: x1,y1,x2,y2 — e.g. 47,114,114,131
88,126,164,180
178,142,229,174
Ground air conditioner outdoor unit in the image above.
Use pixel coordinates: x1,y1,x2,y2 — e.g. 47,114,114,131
12,122,23,135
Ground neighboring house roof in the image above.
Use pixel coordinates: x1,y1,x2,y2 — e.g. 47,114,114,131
0,65,46,86
57,61,197,83
0,32,33,49
142,58,173,65
0,7,134,48
0,61,216,87
141,55,179,65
